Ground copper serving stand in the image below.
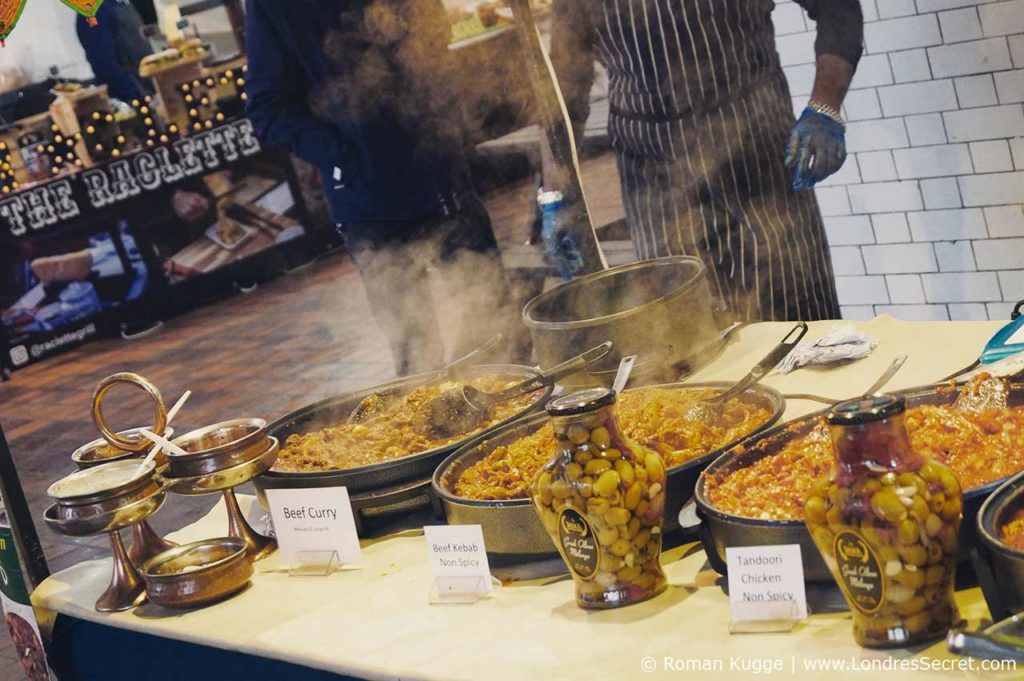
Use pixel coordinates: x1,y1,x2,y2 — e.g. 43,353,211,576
88,373,179,569
43,460,168,612
164,420,279,562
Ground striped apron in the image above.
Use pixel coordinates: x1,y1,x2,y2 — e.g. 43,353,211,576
583,0,840,322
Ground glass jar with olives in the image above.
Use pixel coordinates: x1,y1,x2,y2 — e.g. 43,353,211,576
805,394,962,648
531,388,667,609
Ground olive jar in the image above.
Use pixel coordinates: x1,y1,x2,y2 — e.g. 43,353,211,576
531,388,667,609
805,394,962,648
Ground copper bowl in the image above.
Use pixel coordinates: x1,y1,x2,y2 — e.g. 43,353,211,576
72,427,176,469
166,437,279,495
47,460,160,522
168,418,268,478
142,537,252,608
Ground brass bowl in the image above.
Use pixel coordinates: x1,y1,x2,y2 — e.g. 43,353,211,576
72,427,176,469
48,460,160,521
168,418,268,478
165,437,279,495
142,538,252,609
43,487,167,537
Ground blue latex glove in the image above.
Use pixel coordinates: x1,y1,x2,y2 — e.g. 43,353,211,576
785,108,847,192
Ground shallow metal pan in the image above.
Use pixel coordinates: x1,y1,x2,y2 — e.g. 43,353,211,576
253,364,552,504
693,381,1024,582
433,382,786,560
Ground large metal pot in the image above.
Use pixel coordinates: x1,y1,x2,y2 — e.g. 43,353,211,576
693,381,1024,582
522,256,720,386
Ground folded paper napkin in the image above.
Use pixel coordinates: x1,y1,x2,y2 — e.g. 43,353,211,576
776,325,879,374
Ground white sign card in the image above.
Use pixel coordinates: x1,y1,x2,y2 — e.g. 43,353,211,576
265,487,361,565
726,544,808,623
423,524,493,593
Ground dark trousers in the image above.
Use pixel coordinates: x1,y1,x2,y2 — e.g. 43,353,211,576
340,194,528,376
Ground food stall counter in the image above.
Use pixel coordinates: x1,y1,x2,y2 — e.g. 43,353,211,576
31,317,1012,680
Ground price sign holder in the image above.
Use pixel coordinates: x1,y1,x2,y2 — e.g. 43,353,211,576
428,576,499,605
729,600,801,634
288,550,341,578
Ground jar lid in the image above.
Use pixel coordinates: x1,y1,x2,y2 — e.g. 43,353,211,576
546,387,616,417
828,394,906,425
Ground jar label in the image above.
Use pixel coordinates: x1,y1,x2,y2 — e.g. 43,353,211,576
833,530,885,614
557,507,600,580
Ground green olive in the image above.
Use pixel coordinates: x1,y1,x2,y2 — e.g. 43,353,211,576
575,450,593,464
900,545,927,567
895,567,926,590
624,483,643,510
942,497,962,521
610,538,630,557
928,493,945,514
645,453,665,483
551,479,573,499
940,470,960,497
920,461,942,483
597,525,619,545
615,459,636,486
587,497,610,515
579,481,593,498
605,507,632,526
910,497,931,522
805,495,828,525
858,478,883,496
871,490,908,523
924,513,944,538
940,525,958,554
590,427,611,449
584,459,612,476
925,565,945,586
927,542,943,563
617,565,641,581
594,470,622,498
895,594,927,616
566,463,583,482
897,518,919,545
602,448,622,461
826,506,844,527
568,424,590,445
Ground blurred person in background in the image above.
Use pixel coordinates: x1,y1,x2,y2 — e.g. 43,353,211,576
547,0,862,322
245,0,528,376
76,0,153,102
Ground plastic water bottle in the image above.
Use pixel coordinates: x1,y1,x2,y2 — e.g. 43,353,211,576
538,189,583,281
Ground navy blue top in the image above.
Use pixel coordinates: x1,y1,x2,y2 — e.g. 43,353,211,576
76,0,153,103
244,0,464,227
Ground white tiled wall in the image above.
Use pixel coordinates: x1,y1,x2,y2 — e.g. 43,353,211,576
778,0,1024,321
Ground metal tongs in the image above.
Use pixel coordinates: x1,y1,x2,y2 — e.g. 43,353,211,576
422,341,613,439
685,323,808,422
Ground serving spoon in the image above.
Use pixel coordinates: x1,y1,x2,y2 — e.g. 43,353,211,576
348,333,505,423
421,341,613,439
684,322,808,423
783,354,908,405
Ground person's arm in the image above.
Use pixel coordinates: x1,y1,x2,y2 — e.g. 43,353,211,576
541,0,596,191
796,0,863,110
785,0,863,190
76,10,144,102
243,0,354,178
